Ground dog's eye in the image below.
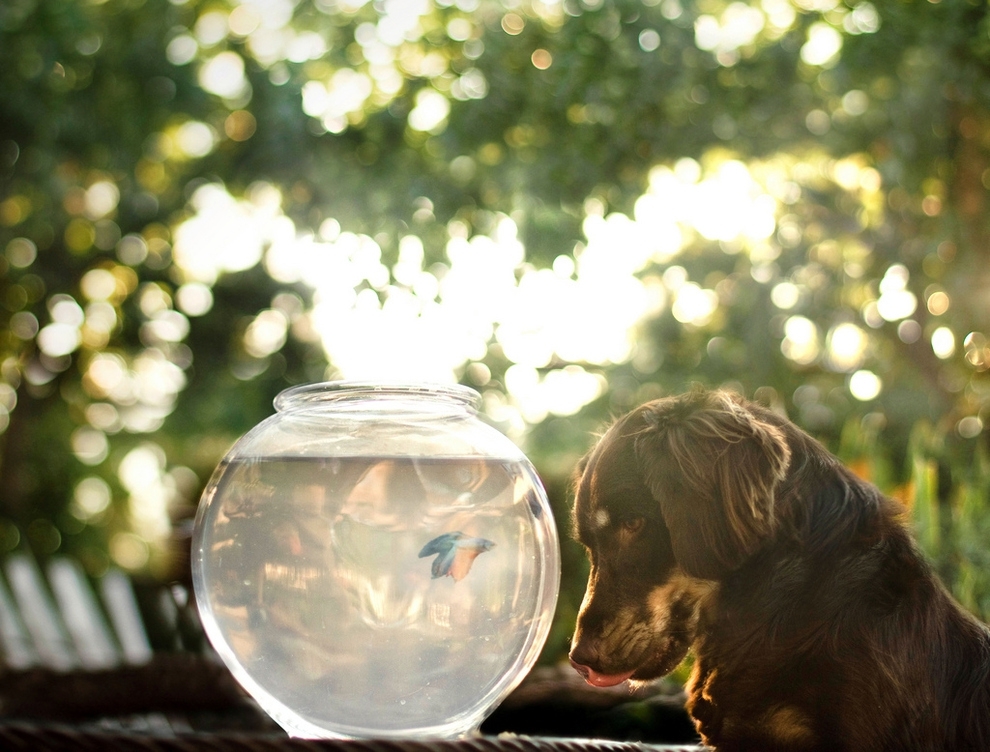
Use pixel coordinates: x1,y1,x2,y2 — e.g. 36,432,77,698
620,516,645,535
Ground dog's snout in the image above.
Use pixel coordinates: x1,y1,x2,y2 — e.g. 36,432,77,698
569,654,634,688
569,638,635,688
568,637,598,674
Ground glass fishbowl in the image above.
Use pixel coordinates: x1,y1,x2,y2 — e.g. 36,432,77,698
191,382,561,739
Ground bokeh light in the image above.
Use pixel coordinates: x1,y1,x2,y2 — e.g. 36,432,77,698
932,327,956,360
849,369,882,401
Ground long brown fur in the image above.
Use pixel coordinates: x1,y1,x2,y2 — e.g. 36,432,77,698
569,389,990,751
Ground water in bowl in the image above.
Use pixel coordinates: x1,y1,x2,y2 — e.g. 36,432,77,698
194,454,551,738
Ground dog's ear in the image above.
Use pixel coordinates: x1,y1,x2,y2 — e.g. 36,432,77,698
634,393,791,579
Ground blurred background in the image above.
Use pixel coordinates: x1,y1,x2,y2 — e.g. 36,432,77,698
2,0,990,666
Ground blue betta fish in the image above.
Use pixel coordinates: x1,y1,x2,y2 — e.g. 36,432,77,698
419,532,495,582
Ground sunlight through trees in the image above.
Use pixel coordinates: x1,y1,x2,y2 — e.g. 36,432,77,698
2,0,990,616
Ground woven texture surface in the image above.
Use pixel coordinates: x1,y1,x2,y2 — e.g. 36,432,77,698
0,724,704,752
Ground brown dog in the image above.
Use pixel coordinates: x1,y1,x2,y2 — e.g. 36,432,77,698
569,390,990,751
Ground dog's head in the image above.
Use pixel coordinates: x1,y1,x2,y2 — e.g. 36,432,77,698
568,390,791,686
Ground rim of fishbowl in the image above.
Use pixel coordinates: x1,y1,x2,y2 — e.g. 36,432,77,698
273,381,482,414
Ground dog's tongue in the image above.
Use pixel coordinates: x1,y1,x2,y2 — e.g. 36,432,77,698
582,668,635,687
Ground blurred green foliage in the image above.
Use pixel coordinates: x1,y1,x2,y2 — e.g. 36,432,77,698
2,0,990,664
